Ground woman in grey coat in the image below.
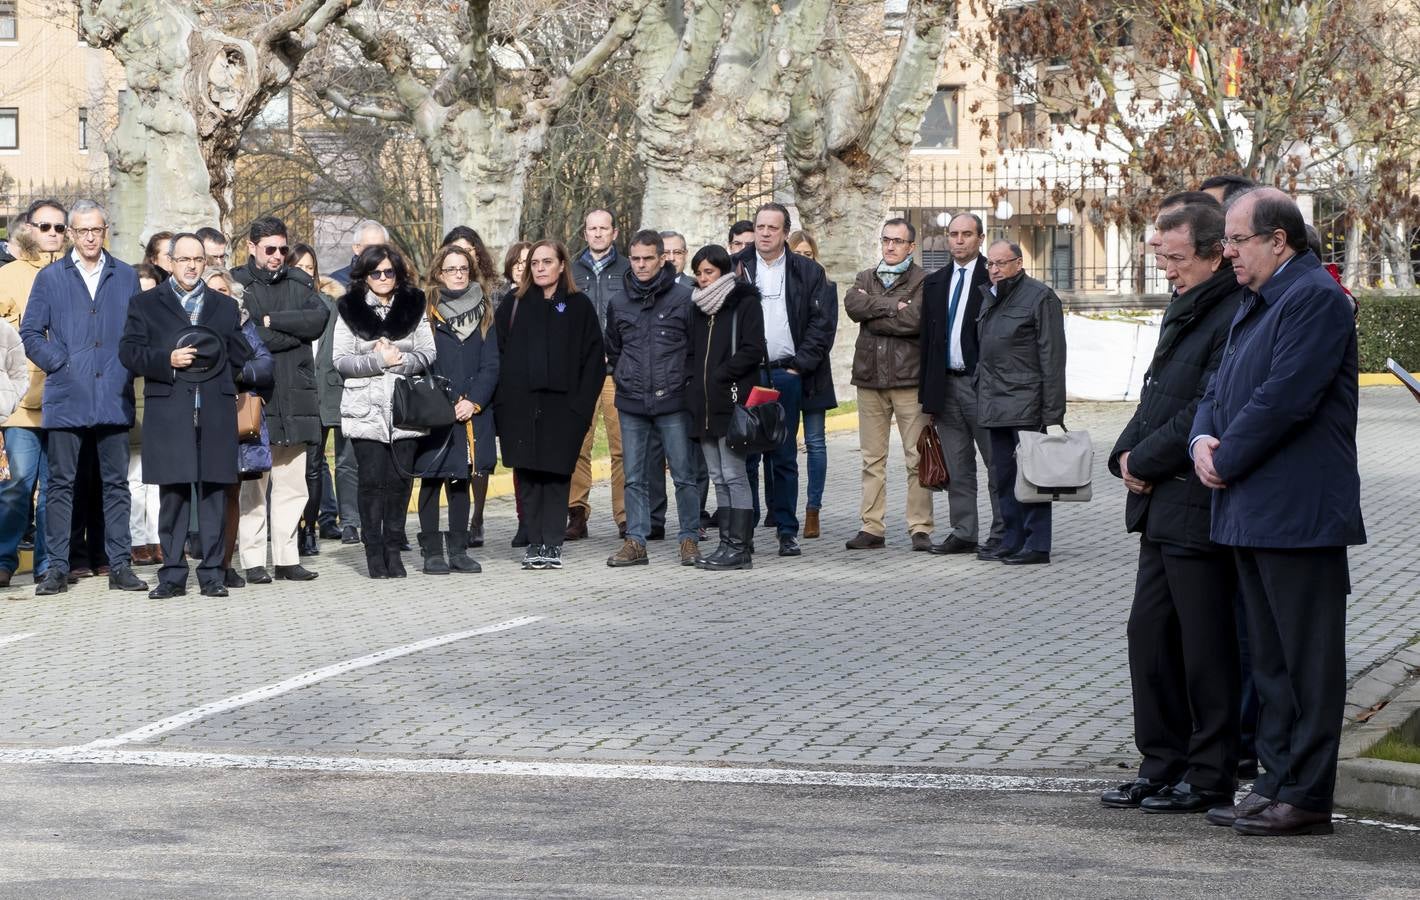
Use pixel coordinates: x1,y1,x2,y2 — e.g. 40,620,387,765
332,246,437,579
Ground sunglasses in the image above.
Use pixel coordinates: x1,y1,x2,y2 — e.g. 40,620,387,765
261,245,290,257
32,222,67,234
368,269,396,281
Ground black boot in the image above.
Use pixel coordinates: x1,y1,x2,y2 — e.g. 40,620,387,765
695,518,733,569
418,532,450,575
699,508,752,570
446,532,482,573
364,524,387,578
511,520,529,548
298,522,319,557
469,475,487,548
385,535,407,578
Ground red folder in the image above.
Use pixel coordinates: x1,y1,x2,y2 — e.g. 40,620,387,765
745,386,780,408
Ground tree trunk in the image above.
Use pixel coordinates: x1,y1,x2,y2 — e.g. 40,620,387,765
638,162,743,251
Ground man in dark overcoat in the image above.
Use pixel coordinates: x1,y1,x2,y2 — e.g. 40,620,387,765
120,234,252,598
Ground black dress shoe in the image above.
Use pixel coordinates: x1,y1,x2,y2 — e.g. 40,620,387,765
34,570,69,596
1140,782,1234,814
1233,801,1334,836
341,526,361,545
977,543,1017,561
273,564,318,582
930,535,978,555
1237,758,1259,780
200,584,229,598
778,535,802,557
1100,777,1171,809
1205,791,1271,827
149,582,187,599
648,525,666,541
298,530,319,557
397,538,412,552
245,566,272,584
845,531,886,550
319,522,342,540
108,566,150,592
224,568,246,589
1002,549,1051,565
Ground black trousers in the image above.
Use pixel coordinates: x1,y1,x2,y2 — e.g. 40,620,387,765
515,468,571,547
417,478,470,534
70,433,105,568
352,439,415,551
45,426,130,574
1127,537,1240,792
1234,546,1350,812
158,481,228,589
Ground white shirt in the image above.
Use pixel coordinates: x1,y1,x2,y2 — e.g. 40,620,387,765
757,251,795,362
947,258,978,370
71,248,106,300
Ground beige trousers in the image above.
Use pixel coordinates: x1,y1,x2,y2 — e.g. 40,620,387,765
857,386,935,537
569,375,625,525
238,444,308,569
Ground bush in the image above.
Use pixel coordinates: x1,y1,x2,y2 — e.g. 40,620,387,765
1356,294,1420,373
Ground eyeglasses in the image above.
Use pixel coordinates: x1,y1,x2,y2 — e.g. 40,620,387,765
985,257,1021,268
73,226,106,238
881,237,914,247
261,245,290,257
1220,232,1272,248
440,265,470,275
172,256,205,267
32,222,66,234
368,269,396,281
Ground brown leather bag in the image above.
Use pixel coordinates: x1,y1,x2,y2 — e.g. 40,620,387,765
916,424,950,491
236,392,264,442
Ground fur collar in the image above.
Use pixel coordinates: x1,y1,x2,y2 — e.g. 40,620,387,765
338,281,427,341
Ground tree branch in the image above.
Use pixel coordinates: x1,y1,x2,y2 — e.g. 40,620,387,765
650,0,728,114
338,16,433,113
258,0,362,53
319,85,412,123
432,0,494,108
542,0,656,118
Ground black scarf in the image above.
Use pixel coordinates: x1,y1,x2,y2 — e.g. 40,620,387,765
338,281,426,341
624,262,679,304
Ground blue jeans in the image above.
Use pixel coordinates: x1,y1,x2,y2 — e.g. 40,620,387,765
747,369,805,537
802,410,826,510
0,426,47,575
620,409,700,543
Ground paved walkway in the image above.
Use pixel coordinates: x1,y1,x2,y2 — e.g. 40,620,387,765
0,387,1416,773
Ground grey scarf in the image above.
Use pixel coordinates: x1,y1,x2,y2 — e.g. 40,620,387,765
692,273,736,316
437,284,485,341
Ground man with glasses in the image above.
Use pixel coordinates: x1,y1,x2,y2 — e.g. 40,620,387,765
232,216,328,583
20,200,149,595
842,218,934,551
196,227,229,269
0,199,69,587
1189,188,1365,837
919,213,1002,557
974,239,1066,565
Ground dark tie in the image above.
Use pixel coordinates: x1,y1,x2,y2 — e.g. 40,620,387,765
946,267,966,367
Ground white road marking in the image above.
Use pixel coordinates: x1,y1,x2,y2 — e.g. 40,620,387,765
72,616,542,751
0,632,36,647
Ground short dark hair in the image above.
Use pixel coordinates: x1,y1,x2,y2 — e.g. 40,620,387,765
754,202,791,230
883,217,916,243
584,207,617,229
988,238,1023,259
1158,191,1220,213
728,220,754,242
24,198,67,223
248,216,287,244
144,231,175,265
947,212,984,235
350,244,410,287
1305,224,1324,258
195,226,227,246
166,232,205,258
135,262,164,284
628,229,664,256
1248,192,1309,253
1198,174,1257,201
441,225,480,249
1156,203,1225,260
289,242,320,283
502,241,533,284
690,244,734,278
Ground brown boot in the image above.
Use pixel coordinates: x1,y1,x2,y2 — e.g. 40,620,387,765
564,506,589,541
131,544,154,566
803,508,820,539
606,539,648,567
149,543,164,564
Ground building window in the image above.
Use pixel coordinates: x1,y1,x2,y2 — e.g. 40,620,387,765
78,108,88,150
0,109,17,150
915,87,960,151
0,1,16,41
253,88,292,132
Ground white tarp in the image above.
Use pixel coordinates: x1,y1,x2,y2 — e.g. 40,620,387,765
1065,314,1161,402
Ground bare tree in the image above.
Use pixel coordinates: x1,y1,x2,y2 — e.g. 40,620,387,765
77,0,359,258
784,0,950,284
631,0,831,247
318,0,650,258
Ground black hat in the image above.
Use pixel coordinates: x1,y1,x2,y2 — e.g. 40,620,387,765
173,325,227,383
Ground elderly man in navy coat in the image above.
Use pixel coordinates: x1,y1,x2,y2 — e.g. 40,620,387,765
20,200,147,596
120,234,253,599
1190,187,1366,837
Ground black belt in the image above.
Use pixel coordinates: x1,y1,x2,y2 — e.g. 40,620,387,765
947,368,969,376
768,358,795,370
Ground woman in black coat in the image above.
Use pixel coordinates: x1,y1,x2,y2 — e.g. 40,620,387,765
493,240,604,571
413,242,500,574
685,245,765,571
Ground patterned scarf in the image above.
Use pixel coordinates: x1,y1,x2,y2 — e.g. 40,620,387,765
437,284,485,341
876,256,913,290
691,273,736,316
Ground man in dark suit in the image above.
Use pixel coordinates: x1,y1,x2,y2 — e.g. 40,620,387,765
120,234,252,599
1190,188,1366,836
919,213,1002,556
733,202,837,557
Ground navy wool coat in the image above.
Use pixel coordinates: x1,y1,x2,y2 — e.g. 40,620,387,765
414,305,500,478
1189,252,1366,549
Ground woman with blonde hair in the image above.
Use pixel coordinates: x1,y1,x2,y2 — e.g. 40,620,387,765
411,241,500,574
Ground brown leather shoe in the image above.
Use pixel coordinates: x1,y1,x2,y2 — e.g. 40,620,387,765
910,532,933,552
149,543,164,564
1233,801,1334,836
564,506,589,541
678,538,700,566
1204,791,1272,827
131,544,154,566
606,539,648,567
803,508,820,539
845,531,886,550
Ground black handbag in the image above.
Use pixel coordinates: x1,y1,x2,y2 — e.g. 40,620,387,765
392,373,457,430
724,310,788,455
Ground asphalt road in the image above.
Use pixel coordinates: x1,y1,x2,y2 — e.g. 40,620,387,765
2,763,1417,899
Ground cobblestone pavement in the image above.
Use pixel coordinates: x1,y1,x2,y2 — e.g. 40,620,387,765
0,387,1416,772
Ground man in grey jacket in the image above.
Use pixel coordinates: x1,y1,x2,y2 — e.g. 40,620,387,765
975,240,1066,565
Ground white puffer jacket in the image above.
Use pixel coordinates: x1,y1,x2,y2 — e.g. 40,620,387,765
331,282,437,442
0,319,30,422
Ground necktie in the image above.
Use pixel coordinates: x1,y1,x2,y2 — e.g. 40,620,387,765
946,267,966,368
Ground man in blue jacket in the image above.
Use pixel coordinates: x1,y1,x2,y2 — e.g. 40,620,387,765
1190,188,1366,837
20,200,147,595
